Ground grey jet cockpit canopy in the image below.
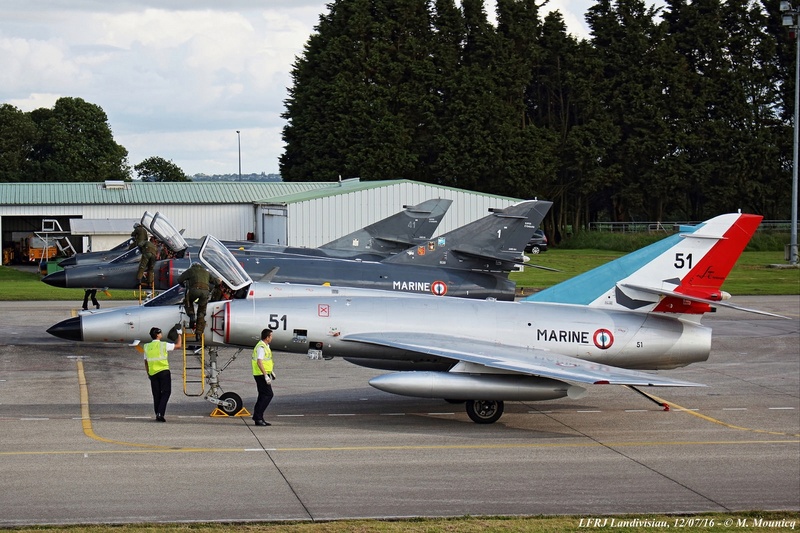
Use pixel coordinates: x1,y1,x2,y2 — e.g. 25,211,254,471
197,235,253,292
141,211,189,256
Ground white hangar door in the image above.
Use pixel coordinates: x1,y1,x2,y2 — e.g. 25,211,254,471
261,207,287,245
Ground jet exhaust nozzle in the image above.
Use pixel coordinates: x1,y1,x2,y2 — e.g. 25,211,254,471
369,371,584,401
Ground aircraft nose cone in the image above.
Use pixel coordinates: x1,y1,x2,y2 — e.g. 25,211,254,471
41,270,67,288
58,256,77,267
47,317,83,342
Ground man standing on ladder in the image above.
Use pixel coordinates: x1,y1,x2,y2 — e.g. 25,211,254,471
177,262,218,334
136,236,158,289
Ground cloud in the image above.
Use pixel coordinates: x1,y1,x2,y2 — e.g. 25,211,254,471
1,1,616,176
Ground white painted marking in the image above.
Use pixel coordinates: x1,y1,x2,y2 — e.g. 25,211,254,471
577,410,601,413
381,413,406,416
769,407,796,410
722,408,747,411
125,416,151,419
328,413,356,417
428,412,455,416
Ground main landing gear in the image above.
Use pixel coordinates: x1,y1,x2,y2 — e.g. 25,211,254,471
465,400,504,424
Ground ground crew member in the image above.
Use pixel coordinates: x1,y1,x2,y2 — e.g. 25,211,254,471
177,262,219,333
128,222,148,250
82,288,99,310
251,328,275,426
135,237,158,286
143,325,182,422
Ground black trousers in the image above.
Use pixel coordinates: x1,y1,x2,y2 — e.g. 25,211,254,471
82,289,99,310
253,374,274,421
149,369,172,416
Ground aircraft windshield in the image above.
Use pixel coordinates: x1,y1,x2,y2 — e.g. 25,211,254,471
109,247,140,264
151,212,188,253
143,284,186,307
198,235,252,290
140,211,155,231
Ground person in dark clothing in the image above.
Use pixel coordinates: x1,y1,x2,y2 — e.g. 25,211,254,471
82,289,99,310
251,329,275,426
143,325,182,422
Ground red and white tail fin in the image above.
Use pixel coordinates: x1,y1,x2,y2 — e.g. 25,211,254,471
592,213,763,316
524,212,783,318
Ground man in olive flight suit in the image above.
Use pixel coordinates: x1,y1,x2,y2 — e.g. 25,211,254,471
135,237,158,287
177,262,218,333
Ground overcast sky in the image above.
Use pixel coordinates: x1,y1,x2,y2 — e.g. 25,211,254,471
1,1,602,177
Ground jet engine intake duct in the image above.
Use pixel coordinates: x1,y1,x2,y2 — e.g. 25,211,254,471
369,372,586,401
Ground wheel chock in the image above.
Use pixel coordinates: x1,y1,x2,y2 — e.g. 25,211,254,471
210,407,252,418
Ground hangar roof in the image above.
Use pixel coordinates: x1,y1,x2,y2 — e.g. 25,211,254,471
0,181,330,206
260,178,519,204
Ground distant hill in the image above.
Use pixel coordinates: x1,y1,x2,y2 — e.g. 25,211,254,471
191,173,282,182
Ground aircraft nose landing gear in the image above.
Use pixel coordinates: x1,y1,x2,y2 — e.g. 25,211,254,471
216,392,244,417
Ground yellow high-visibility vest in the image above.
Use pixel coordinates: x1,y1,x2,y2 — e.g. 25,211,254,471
251,340,273,376
145,341,169,375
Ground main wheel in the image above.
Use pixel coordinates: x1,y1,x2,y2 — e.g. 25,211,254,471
218,392,244,416
466,400,504,424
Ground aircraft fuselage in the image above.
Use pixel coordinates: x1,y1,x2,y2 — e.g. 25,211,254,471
54,287,711,373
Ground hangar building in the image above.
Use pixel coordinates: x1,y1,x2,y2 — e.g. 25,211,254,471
0,179,524,261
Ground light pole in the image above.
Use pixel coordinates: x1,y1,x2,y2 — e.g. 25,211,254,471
781,1,799,265
236,130,242,181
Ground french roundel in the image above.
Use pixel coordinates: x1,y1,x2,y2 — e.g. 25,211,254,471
593,329,614,350
431,280,448,296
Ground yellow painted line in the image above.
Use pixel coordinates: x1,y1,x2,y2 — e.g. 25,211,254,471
647,392,800,438
76,358,210,452
58,359,798,457
0,439,797,457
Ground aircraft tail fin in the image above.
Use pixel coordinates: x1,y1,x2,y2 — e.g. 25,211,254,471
383,200,552,274
319,198,452,256
524,213,764,317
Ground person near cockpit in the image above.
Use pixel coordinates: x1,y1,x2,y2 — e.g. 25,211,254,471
177,262,219,333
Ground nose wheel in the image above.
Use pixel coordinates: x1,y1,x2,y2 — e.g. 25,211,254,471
217,392,244,416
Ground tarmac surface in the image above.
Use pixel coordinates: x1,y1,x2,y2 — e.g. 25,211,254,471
0,296,798,526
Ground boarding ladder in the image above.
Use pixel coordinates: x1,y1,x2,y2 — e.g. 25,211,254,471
182,329,206,396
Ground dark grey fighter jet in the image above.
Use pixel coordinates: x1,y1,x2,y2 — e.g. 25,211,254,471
58,198,453,266
42,200,552,301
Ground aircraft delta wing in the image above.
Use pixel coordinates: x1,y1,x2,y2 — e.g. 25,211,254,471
58,199,452,267
42,200,549,300
47,213,778,425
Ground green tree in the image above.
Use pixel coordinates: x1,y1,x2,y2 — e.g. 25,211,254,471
134,156,190,182
586,0,668,221
29,97,130,182
0,104,37,183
